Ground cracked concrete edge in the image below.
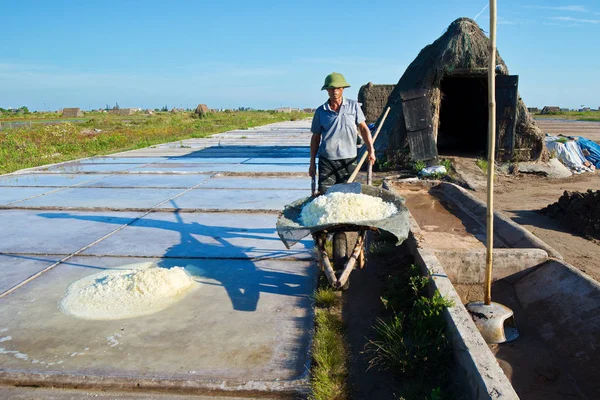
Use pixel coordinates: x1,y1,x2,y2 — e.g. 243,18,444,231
434,248,549,285
406,235,519,400
383,180,519,400
0,371,309,399
432,182,563,260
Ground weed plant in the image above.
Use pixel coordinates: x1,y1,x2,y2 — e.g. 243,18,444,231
365,264,455,399
475,158,489,174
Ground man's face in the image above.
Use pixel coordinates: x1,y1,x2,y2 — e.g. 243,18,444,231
327,87,344,103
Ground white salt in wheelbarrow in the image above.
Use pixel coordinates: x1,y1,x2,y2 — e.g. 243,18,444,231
276,182,410,290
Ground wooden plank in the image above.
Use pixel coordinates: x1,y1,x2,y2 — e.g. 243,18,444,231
495,75,519,159
401,89,437,161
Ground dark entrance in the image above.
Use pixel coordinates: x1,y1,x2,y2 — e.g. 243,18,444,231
437,76,488,156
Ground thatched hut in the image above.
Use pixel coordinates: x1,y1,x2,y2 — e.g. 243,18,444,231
358,83,396,123
375,18,544,162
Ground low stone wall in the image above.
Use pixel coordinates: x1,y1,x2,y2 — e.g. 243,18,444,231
357,83,395,123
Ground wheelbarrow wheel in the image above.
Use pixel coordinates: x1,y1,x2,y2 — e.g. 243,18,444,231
332,232,350,291
332,232,347,270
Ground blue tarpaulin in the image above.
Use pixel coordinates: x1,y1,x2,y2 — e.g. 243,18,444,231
576,137,600,168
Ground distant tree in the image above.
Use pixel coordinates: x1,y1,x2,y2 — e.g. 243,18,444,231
18,106,30,114
113,102,120,110
161,105,168,112
105,104,111,111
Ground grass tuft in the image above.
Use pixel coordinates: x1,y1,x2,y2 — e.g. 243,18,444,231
310,308,348,400
475,158,488,174
313,287,339,308
365,263,455,398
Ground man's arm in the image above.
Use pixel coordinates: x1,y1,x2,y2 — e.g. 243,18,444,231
309,133,320,177
358,121,376,164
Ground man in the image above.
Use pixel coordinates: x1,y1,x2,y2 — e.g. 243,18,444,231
309,72,376,194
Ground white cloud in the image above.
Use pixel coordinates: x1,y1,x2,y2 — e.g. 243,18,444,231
524,5,589,13
550,16,600,24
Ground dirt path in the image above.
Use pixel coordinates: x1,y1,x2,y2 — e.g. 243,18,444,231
472,172,600,281
535,118,600,142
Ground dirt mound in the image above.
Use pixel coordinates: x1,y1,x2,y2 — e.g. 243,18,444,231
541,190,600,239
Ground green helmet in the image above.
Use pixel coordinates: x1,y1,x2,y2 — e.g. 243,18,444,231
321,72,350,90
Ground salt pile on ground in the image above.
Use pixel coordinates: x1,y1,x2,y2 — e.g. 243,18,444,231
301,192,397,226
60,264,196,320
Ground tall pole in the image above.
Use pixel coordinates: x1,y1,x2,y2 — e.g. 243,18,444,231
484,0,497,305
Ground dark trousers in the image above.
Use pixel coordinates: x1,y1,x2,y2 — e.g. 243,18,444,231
318,157,358,194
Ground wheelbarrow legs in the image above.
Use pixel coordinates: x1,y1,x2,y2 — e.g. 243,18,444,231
314,230,366,290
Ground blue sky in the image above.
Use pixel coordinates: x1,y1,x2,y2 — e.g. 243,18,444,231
1,0,599,111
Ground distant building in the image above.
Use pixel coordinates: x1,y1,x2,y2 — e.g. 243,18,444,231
275,107,292,113
541,106,560,114
580,107,591,112
527,107,540,114
108,108,137,116
62,108,83,117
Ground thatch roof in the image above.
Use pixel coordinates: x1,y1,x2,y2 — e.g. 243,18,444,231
376,17,545,162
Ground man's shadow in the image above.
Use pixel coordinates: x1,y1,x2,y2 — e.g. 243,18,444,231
39,208,312,312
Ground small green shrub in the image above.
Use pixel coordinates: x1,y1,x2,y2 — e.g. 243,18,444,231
412,160,426,173
475,158,488,174
366,264,454,389
440,158,452,171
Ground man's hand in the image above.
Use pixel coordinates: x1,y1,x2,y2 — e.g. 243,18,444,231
309,163,316,177
367,148,376,165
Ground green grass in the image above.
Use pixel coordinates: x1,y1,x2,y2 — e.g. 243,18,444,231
534,110,600,122
310,278,347,400
310,308,348,400
475,158,488,174
440,158,452,171
365,263,455,399
313,287,339,308
411,160,426,174
0,111,311,174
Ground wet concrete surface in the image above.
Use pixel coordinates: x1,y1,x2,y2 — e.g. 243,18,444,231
10,187,186,209
392,183,507,249
0,174,108,187
0,254,59,294
201,176,310,189
82,173,213,188
0,120,316,397
0,187,60,205
0,210,142,254
159,188,311,211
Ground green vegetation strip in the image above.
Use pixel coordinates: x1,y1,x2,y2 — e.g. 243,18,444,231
0,111,311,174
310,282,348,400
366,261,456,399
534,110,600,122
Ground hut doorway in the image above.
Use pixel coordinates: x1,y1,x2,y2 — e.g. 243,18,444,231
437,76,488,156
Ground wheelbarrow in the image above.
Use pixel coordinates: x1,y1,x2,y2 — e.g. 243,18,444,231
276,182,410,290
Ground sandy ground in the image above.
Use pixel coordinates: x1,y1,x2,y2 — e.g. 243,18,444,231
535,118,600,142
472,172,600,282
460,119,600,282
